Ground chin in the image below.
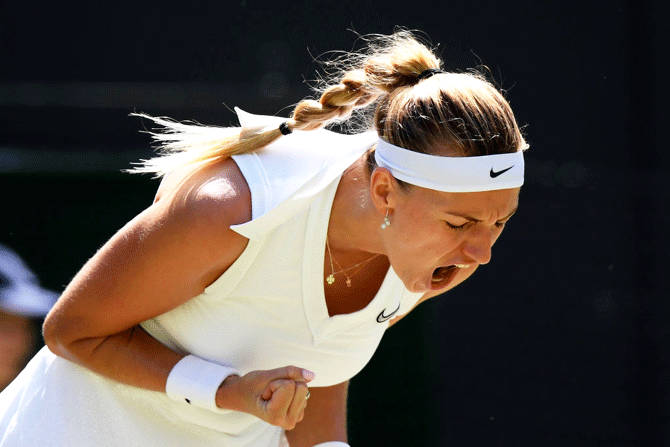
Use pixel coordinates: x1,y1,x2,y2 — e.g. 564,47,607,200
403,277,432,294
406,284,428,294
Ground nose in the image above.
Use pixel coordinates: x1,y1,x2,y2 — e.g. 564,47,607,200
461,227,494,265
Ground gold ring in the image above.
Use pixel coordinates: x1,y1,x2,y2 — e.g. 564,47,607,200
305,391,311,400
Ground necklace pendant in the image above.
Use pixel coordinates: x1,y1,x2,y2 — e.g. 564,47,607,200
346,278,352,287
326,274,335,285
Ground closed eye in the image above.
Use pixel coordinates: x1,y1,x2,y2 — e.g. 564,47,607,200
446,221,468,231
448,220,509,231
444,207,518,231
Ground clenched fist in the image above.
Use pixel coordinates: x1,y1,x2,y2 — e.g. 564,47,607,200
215,365,314,430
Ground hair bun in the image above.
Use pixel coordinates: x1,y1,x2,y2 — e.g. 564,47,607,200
417,68,446,81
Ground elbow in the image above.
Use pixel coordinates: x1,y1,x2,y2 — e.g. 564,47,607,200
42,308,109,366
42,309,79,360
42,311,65,357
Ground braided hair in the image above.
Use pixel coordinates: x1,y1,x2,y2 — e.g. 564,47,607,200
130,30,526,177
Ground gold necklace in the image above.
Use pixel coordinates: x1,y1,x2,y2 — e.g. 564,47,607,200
325,237,381,287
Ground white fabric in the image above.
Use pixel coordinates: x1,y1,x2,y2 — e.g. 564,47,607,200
375,138,524,192
0,109,424,447
165,355,238,411
229,108,379,242
1,348,284,447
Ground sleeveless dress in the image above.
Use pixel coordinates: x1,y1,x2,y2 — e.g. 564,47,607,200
0,109,424,446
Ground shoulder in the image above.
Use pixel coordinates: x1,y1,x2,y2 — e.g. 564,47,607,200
43,158,256,340
155,158,251,228
143,158,252,289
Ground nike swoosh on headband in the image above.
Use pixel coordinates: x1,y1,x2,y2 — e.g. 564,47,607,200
489,166,514,178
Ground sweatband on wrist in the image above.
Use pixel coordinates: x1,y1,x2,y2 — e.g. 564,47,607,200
165,355,238,412
375,138,525,193
311,443,350,447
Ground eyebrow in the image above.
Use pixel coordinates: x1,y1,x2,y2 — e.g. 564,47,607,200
447,206,518,223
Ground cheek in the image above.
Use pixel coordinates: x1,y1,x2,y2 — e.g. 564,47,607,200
383,215,429,274
391,216,456,260
392,212,432,250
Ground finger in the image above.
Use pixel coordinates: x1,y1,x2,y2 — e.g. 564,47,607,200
260,383,274,401
286,382,309,423
296,404,306,423
261,379,288,401
264,380,295,419
272,365,315,383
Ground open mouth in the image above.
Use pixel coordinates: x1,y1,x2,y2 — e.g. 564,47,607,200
430,264,469,290
430,266,457,289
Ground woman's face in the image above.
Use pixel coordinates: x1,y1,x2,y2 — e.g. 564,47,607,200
381,182,520,294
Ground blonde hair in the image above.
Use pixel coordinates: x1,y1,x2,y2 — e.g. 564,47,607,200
129,30,527,177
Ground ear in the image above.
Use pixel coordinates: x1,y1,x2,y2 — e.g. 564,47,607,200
369,167,401,213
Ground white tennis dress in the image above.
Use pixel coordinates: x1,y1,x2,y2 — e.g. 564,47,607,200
0,110,423,446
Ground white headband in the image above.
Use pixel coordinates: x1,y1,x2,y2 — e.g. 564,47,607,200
374,138,524,192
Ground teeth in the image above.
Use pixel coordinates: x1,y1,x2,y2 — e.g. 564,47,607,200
454,264,470,269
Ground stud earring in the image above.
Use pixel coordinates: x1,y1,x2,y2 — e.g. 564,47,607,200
381,209,391,229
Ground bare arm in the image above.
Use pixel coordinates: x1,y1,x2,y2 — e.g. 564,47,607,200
43,159,312,429
285,381,349,447
43,159,251,390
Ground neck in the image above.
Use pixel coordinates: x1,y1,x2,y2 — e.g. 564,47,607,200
327,155,385,256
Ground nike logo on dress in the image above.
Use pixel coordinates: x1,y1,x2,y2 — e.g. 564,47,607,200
377,303,401,323
490,166,514,178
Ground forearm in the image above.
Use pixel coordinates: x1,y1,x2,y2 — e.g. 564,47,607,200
285,381,349,447
47,323,315,428
47,324,183,393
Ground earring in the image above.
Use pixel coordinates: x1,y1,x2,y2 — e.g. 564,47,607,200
381,209,391,229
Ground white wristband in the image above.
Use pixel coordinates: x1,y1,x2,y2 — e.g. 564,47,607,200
165,355,238,412
312,443,350,447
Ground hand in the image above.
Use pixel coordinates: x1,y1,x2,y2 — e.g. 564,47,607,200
216,365,314,430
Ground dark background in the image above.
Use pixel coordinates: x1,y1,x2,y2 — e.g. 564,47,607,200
1,1,668,446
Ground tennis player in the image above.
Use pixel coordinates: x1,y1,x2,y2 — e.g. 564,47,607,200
0,30,527,446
